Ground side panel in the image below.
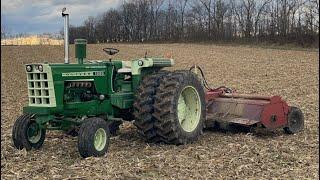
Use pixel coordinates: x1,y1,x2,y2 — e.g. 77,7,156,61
48,62,122,115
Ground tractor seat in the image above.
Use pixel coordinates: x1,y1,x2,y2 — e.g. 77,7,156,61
103,48,119,55
117,68,132,73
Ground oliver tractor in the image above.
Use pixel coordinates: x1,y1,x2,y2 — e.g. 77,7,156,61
12,9,304,158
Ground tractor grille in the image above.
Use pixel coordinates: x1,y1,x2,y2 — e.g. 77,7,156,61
26,65,56,107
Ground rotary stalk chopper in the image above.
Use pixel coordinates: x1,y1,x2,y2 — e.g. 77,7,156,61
12,9,304,158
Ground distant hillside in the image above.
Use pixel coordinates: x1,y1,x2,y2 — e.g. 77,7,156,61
1,35,63,46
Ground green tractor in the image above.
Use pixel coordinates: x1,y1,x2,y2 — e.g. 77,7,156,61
12,9,206,158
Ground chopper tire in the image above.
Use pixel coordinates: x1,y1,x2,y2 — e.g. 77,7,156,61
12,113,46,150
153,70,206,144
284,106,304,134
133,71,167,143
78,117,110,158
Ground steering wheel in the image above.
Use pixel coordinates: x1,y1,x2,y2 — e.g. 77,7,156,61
103,48,119,56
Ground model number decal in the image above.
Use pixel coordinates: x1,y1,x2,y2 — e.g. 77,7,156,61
62,71,105,77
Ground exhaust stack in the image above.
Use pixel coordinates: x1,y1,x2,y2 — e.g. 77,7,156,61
62,8,69,64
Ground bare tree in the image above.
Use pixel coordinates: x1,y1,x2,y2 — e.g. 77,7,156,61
66,0,318,46
84,16,96,43
175,0,189,39
214,0,228,39
1,23,11,39
149,0,165,40
198,0,215,38
1,25,7,39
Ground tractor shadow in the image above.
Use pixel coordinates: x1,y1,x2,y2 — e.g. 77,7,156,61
114,121,286,144
204,124,285,139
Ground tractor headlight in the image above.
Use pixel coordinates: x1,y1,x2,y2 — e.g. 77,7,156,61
138,60,144,66
38,65,43,72
26,65,32,72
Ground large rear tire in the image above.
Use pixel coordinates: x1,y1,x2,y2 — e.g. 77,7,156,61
154,70,206,144
133,71,167,143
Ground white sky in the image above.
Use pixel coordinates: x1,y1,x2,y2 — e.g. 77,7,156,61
1,0,120,34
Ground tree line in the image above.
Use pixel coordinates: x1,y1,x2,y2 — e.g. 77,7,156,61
68,0,319,46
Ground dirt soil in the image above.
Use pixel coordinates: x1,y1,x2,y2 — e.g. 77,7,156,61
1,44,319,179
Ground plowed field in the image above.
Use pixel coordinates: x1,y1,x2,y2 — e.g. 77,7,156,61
1,44,319,179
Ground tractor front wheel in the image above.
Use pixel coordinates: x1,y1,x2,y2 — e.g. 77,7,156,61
12,113,46,150
78,117,110,158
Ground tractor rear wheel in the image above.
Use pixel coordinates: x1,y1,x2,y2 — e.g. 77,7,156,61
154,70,206,144
133,71,167,143
78,117,110,158
12,113,46,150
284,106,304,134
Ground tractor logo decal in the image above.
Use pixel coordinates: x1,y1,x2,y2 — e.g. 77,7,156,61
62,71,105,77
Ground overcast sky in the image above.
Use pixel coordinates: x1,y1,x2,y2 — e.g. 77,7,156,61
1,0,120,35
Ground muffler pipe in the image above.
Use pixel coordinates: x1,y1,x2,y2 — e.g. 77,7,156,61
62,8,69,64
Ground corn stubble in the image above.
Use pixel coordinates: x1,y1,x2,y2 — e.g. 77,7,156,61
1,44,318,179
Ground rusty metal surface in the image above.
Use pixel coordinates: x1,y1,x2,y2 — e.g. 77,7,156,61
206,100,265,121
205,88,289,130
228,118,260,126
206,113,259,125
220,93,271,100
213,97,270,105
260,101,289,129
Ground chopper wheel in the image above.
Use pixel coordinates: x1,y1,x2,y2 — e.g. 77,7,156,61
283,106,304,134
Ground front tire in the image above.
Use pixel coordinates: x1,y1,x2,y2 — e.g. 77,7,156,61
12,113,46,150
78,117,110,158
154,70,206,144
